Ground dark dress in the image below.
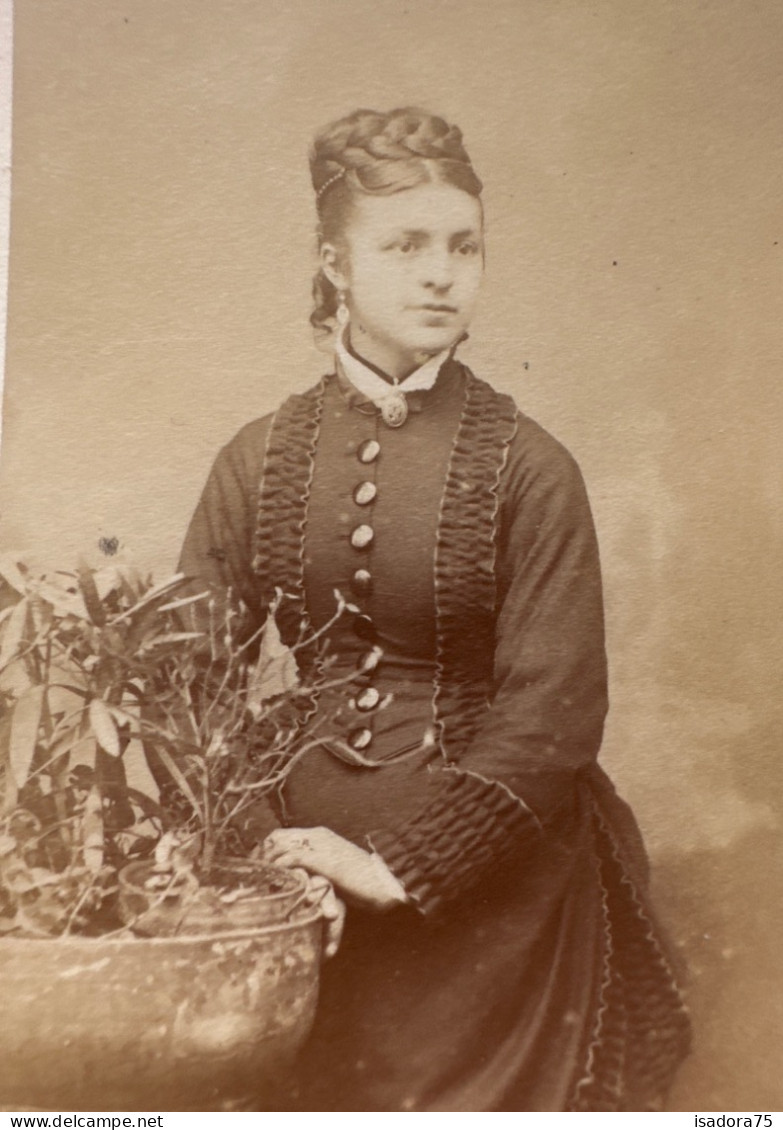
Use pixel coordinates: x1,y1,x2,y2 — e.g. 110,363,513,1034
178,358,691,1111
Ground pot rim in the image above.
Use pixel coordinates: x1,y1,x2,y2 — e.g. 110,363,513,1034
0,903,324,950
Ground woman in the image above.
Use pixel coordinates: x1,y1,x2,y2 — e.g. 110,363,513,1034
177,107,691,1111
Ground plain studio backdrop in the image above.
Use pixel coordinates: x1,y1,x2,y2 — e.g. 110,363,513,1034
1,0,781,1111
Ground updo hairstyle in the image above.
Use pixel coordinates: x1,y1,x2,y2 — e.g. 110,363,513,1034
309,107,483,338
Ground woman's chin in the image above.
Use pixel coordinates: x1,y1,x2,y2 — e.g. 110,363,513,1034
405,328,464,358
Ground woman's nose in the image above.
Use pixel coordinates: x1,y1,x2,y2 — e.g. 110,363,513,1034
420,249,454,290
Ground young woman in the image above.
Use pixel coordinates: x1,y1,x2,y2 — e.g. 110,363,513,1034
177,107,691,1111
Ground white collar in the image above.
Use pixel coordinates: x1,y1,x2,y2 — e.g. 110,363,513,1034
334,327,451,407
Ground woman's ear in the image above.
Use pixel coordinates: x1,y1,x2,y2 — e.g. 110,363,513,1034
320,242,348,291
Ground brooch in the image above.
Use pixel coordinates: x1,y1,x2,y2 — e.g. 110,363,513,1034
379,390,408,428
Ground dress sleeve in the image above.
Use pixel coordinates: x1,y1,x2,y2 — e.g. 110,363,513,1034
369,423,609,915
176,418,271,621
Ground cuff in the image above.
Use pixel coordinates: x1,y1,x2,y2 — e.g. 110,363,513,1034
368,768,538,916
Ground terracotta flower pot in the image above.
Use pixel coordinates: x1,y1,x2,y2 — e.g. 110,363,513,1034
0,873,323,1111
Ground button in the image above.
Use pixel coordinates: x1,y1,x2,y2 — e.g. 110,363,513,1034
350,524,374,550
353,481,377,506
351,568,372,596
358,439,381,464
358,646,382,673
348,727,373,751
353,613,377,642
354,687,380,712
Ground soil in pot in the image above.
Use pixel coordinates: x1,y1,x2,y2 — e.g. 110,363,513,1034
118,859,308,937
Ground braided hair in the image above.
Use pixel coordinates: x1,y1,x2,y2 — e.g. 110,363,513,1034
309,107,483,339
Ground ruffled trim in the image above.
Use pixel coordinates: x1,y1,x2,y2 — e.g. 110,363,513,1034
432,368,518,761
367,370,536,915
568,791,692,1111
568,832,627,1112
251,380,324,647
368,766,536,915
251,380,325,738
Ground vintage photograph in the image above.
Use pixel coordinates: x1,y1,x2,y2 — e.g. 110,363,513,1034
0,0,780,1114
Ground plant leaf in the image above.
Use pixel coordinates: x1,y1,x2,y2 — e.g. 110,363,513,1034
107,704,138,729
92,564,122,600
151,745,203,820
76,562,107,627
81,786,104,872
35,580,90,620
0,599,29,672
0,556,28,594
9,684,45,788
141,631,205,650
47,726,84,765
156,591,210,613
107,573,190,624
246,616,299,715
89,698,120,757
74,737,98,773
28,596,53,638
124,785,164,822
47,681,89,700
0,749,19,816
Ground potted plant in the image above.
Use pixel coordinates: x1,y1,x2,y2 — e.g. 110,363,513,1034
0,557,358,1111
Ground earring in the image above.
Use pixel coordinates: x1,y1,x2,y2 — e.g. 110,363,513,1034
336,290,350,328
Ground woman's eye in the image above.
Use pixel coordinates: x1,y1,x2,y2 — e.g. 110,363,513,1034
456,241,479,256
397,240,416,254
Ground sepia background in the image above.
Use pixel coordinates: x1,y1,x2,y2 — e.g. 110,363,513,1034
1,0,781,1110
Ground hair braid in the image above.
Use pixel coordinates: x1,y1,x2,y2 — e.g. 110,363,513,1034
309,107,482,339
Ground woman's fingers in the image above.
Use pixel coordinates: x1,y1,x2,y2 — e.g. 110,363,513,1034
264,828,308,856
314,882,346,959
263,826,343,880
266,857,346,960
304,872,332,901
263,829,317,871
323,899,346,959
290,866,312,889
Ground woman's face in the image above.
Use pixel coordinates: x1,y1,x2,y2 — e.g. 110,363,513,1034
325,181,484,376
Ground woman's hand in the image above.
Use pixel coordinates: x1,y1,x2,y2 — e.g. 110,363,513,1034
263,826,408,913
293,870,346,960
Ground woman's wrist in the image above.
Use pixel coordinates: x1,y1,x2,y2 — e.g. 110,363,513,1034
262,825,409,911
365,851,409,909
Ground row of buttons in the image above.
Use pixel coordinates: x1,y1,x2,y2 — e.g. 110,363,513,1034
350,643,383,751
349,439,381,751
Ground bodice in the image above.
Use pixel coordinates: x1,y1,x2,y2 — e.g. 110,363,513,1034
250,362,521,836
301,370,463,761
